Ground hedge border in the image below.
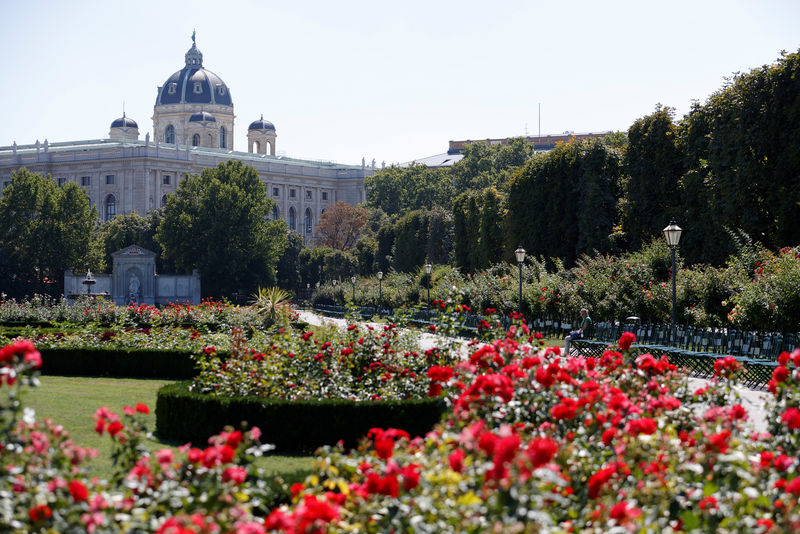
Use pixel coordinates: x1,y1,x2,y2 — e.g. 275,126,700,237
38,347,208,379
155,381,447,452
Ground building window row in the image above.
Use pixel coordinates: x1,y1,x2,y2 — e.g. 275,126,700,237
270,187,331,202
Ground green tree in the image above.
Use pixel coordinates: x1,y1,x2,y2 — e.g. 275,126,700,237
425,206,454,265
476,188,504,269
0,168,100,295
452,137,535,191
375,224,395,273
99,209,173,272
155,160,286,298
506,138,621,266
276,230,304,291
298,247,327,288
394,210,429,272
365,164,454,217
622,105,684,251
680,49,800,264
355,237,378,276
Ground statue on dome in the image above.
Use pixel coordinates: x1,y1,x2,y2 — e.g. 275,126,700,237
192,29,196,44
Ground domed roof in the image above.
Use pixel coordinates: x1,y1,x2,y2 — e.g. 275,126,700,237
188,111,217,123
248,115,275,131
155,37,233,108
111,113,138,128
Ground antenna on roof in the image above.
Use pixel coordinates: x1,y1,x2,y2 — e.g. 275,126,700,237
123,100,126,118
538,103,541,138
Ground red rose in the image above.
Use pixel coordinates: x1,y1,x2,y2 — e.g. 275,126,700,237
627,417,657,436
781,407,800,429
68,479,89,502
401,464,420,491
526,437,558,468
773,365,790,383
222,466,247,485
29,504,52,522
106,420,124,437
618,332,636,351
449,449,466,473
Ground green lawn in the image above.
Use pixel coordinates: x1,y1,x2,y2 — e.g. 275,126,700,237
23,375,313,480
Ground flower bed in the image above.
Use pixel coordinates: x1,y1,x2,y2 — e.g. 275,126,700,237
0,296,258,331
263,329,800,532
190,322,458,402
5,324,800,531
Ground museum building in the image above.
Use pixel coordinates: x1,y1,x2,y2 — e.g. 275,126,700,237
0,36,369,243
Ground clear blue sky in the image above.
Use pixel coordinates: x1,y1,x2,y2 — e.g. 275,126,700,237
1,0,798,165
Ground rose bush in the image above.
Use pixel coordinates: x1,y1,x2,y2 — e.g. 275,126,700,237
6,320,800,531
191,318,460,401
267,329,800,532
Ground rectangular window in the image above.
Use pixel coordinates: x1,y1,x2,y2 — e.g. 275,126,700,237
2,181,10,189
322,192,328,201
57,177,67,187
163,175,171,185
305,190,312,200
289,189,296,198
105,175,114,185
272,187,279,196
81,176,90,186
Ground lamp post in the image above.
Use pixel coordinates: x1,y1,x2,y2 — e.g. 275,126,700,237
663,221,682,341
515,245,526,314
351,275,356,304
377,271,383,310
424,260,432,305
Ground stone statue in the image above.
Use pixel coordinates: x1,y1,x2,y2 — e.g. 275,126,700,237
128,274,140,301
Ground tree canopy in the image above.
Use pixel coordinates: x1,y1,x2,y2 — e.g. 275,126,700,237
315,201,368,250
0,168,100,295
155,160,287,298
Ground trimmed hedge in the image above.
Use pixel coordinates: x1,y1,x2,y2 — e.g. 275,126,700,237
156,381,447,452
39,347,205,379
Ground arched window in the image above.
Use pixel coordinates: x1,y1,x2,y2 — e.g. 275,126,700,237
219,126,226,148
304,208,313,235
192,134,200,147
105,194,116,221
161,194,168,207
165,125,175,144
254,140,261,153
288,207,296,231
272,205,279,220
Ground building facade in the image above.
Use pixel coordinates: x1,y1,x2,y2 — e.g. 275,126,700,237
402,132,615,168
0,36,368,243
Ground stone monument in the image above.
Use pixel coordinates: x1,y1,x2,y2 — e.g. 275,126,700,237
64,245,201,305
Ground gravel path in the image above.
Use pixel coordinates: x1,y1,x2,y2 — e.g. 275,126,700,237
296,310,772,433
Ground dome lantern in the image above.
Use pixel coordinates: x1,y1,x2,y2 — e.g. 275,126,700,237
185,31,203,68
247,114,277,156
109,111,139,140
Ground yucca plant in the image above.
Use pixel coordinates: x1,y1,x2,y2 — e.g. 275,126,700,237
250,286,291,329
